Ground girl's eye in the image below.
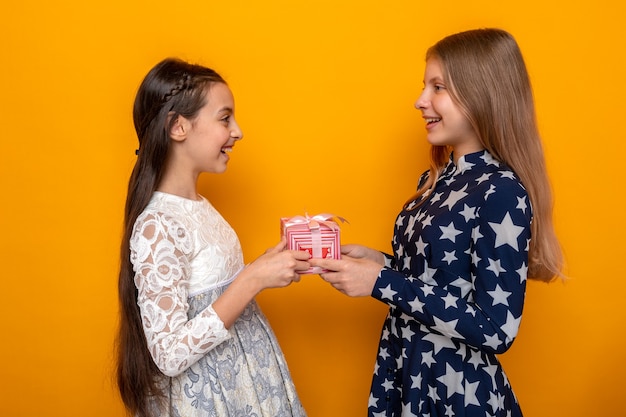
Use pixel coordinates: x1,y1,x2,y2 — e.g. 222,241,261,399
221,115,231,124
434,84,445,92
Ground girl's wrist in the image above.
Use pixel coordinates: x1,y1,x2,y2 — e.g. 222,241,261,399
237,265,264,296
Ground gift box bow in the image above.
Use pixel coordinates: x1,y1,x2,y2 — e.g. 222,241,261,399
282,213,348,232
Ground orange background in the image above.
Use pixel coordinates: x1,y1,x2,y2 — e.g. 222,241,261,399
2,1,625,416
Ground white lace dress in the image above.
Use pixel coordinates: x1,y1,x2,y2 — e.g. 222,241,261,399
130,192,306,417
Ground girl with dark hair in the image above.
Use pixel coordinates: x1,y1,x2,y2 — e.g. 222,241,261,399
310,29,563,416
116,57,309,417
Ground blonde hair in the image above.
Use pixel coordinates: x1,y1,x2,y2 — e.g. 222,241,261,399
408,28,563,282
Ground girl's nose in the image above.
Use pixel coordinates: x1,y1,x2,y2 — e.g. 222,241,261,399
232,120,243,140
415,93,428,110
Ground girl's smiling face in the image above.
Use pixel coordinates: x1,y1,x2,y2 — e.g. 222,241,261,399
414,57,482,159
181,82,243,175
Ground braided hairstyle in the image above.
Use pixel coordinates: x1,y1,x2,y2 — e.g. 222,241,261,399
116,58,226,417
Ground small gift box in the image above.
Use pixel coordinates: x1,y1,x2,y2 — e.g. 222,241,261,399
280,214,346,274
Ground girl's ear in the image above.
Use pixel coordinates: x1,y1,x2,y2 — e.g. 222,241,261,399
169,115,191,142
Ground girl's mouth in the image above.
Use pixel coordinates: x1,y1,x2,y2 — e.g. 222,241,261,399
425,117,441,127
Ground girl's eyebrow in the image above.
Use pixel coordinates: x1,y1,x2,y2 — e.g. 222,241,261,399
426,76,444,84
217,106,233,114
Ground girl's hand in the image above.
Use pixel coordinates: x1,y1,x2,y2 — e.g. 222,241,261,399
245,238,311,290
309,254,382,297
340,244,385,265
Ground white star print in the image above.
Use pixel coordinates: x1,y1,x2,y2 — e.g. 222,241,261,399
403,255,412,270
421,283,435,297
415,236,428,256
402,325,416,341
467,348,483,369
459,204,477,222
483,333,503,350
500,171,516,180
440,184,468,211
503,372,512,388
449,277,471,298
381,378,394,391
368,393,378,408
421,350,436,367
457,157,475,173
381,327,390,340
406,214,418,240
428,384,440,402
423,332,457,354
480,152,500,166
489,212,525,251
465,305,477,317
471,250,482,266
464,380,481,407
396,214,405,228
408,296,425,313
431,192,443,203
471,225,484,242
440,221,463,243
486,258,507,276
419,260,438,286
379,347,390,360
442,293,459,309
488,392,500,413
402,401,418,416
498,392,506,410
442,250,458,265
475,172,491,184
433,316,463,340
516,196,528,213
411,372,422,388
484,184,496,200
422,214,434,227
501,311,521,342
487,284,512,306
444,404,455,417
483,363,498,388
379,284,398,301
436,363,465,399
516,262,528,283
455,345,467,361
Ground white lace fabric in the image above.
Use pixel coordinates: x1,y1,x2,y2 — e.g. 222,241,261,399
130,192,244,377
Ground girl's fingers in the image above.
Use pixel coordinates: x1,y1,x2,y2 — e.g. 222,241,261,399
266,237,287,254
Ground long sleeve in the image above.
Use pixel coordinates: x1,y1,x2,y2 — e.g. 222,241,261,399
130,212,232,377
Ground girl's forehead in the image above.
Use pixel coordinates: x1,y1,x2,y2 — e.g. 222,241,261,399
204,83,234,108
423,58,444,81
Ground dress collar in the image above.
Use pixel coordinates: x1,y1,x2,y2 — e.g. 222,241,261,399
447,149,501,174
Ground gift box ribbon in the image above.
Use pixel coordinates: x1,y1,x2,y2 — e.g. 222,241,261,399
283,214,347,259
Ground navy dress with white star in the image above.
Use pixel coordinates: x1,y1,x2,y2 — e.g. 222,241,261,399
369,150,529,417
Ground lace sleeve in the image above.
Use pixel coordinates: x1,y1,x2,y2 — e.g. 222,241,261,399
130,212,232,377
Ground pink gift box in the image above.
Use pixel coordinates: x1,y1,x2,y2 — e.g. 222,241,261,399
280,214,344,274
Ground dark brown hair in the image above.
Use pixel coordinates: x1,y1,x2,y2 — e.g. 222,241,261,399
116,58,226,417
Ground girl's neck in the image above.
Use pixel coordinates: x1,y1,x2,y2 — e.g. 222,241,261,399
156,175,200,201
